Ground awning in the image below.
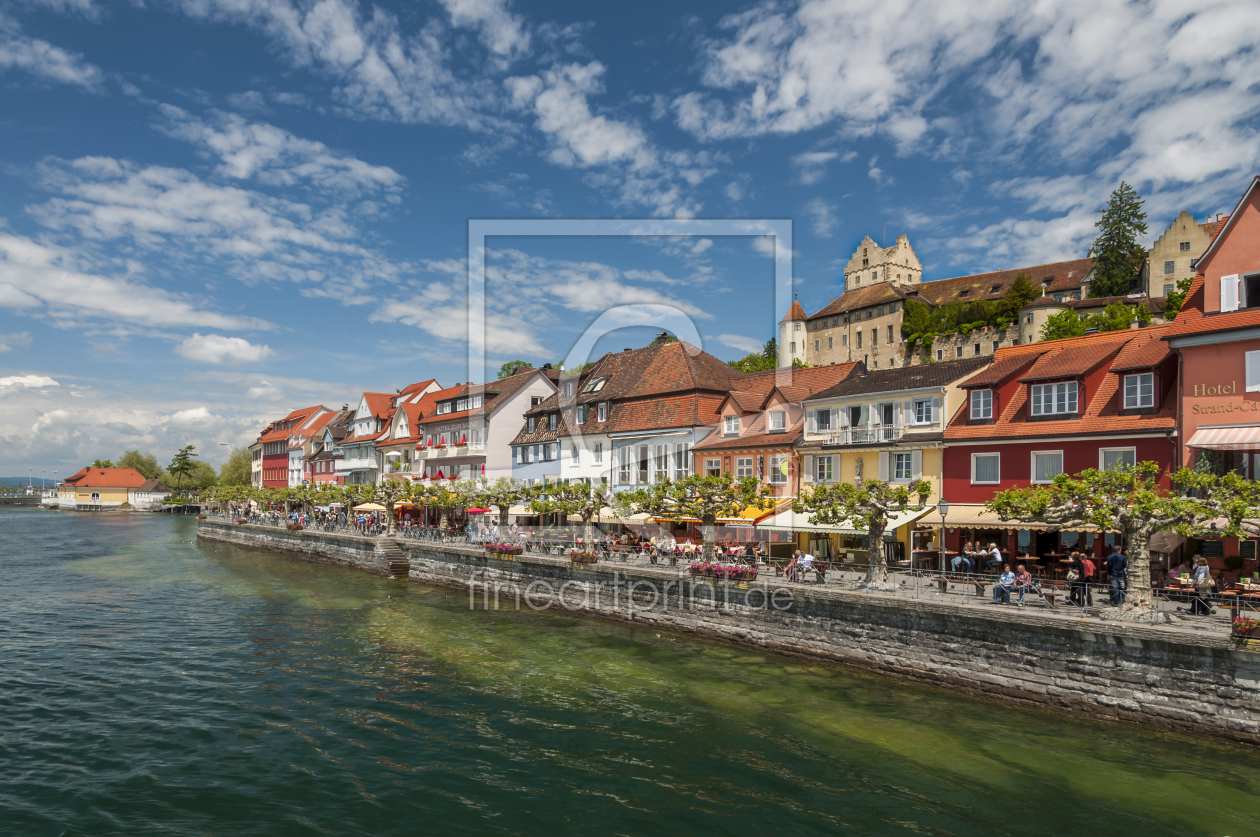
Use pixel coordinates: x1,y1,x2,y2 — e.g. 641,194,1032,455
1186,425,1260,450
918,504,1110,532
652,497,793,526
384,451,402,459
757,505,930,535
466,507,490,513
352,502,387,511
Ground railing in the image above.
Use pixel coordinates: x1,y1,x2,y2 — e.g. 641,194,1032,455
334,457,379,472
813,424,904,446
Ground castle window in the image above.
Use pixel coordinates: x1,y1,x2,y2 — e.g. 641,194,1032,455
1164,260,1175,274
877,305,885,316
1179,241,1190,251
862,258,869,266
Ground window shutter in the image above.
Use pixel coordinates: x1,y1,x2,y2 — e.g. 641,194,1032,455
1222,274,1241,312
931,396,942,424
911,449,922,479
877,452,889,481
902,400,913,425
802,455,814,483
807,410,817,433
1247,351,1260,393
839,408,849,429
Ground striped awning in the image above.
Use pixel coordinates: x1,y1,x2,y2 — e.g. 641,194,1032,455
919,504,1110,533
757,506,930,535
1186,424,1260,451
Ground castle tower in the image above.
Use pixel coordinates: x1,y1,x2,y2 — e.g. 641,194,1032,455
842,234,923,292
777,299,808,367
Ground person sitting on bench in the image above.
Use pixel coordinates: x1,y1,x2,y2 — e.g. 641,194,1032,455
992,564,1018,604
1013,563,1038,605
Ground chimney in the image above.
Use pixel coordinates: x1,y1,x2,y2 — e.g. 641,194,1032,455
655,331,672,345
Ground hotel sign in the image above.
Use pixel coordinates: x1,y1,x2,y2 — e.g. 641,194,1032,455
1192,382,1237,397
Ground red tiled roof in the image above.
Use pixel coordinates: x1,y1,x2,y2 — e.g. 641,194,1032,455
780,299,808,323
736,363,859,400
946,326,1176,442
1018,339,1126,383
1109,333,1173,372
361,392,394,420
693,413,802,452
960,352,1046,388
805,258,1094,321
418,369,543,426
62,467,148,488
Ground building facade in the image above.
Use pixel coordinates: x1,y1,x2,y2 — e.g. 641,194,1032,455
1143,209,1227,298
940,326,1179,559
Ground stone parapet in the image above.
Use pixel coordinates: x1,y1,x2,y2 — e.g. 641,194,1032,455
197,521,1260,745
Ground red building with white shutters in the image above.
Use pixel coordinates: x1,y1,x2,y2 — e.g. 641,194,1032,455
256,405,328,488
939,326,1179,559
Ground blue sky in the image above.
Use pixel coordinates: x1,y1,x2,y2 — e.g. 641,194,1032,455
1,0,1258,475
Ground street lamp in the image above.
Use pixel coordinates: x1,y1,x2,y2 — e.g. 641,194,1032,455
937,498,949,573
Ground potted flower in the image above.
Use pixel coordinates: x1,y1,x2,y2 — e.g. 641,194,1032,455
570,549,598,565
485,542,523,559
1232,615,1259,639
286,522,303,532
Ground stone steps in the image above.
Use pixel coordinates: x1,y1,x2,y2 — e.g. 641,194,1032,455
375,539,411,579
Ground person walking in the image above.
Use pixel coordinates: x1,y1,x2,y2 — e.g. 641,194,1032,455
1106,547,1127,606
1184,555,1216,616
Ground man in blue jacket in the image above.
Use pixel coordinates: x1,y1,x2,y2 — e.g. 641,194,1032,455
1106,547,1127,605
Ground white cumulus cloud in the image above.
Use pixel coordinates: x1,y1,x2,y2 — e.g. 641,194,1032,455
0,374,59,388
175,333,276,365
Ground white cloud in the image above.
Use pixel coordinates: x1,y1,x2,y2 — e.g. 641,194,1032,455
717,333,764,354
175,333,276,365
170,0,502,130
440,0,530,60
156,105,405,197
677,0,1260,256
0,230,268,330
0,331,32,352
805,197,838,237
26,156,407,301
791,150,846,185
0,13,102,89
0,374,58,388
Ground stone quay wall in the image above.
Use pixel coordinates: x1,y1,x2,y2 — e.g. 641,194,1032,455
197,520,1260,745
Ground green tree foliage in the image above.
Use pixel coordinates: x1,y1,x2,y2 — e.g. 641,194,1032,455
618,474,770,558
901,274,1040,357
531,480,614,545
498,360,532,379
168,445,198,491
793,478,931,588
1089,182,1148,298
91,459,115,468
1164,276,1194,320
988,462,1260,610
463,476,534,532
1040,302,1144,342
117,450,164,480
218,447,252,485
728,336,778,372
187,460,219,490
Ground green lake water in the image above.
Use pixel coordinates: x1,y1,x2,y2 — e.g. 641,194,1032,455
2,509,1259,836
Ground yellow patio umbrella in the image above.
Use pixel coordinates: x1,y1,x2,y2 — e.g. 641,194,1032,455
352,502,387,511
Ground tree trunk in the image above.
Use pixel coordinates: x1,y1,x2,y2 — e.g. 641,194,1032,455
865,522,892,588
386,500,396,536
1122,525,1154,610
702,517,717,560
583,519,596,549
439,508,449,530
499,508,510,539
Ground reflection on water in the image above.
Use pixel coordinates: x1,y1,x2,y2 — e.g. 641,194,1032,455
2,508,1258,836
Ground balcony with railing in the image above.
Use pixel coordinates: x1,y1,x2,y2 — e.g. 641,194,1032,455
814,424,904,446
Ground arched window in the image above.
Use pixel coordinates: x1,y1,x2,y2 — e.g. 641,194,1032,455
90,492,100,502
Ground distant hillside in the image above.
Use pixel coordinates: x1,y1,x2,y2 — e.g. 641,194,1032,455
0,476,49,487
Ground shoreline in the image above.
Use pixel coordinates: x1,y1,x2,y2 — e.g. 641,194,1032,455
197,519,1260,747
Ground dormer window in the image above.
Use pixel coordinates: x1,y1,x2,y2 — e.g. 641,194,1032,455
576,405,586,424
455,398,467,411
1030,381,1079,416
959,289,970,297
527,417,536,434
597,402,608,422
549,413,557,431
970,389,993,420
724,415,739,435
1123,373,1154,409
471,395,483,409
768,411,786,431
564,383,573,398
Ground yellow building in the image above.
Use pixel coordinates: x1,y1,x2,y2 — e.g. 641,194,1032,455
788,358,988,562
56,467,151,510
